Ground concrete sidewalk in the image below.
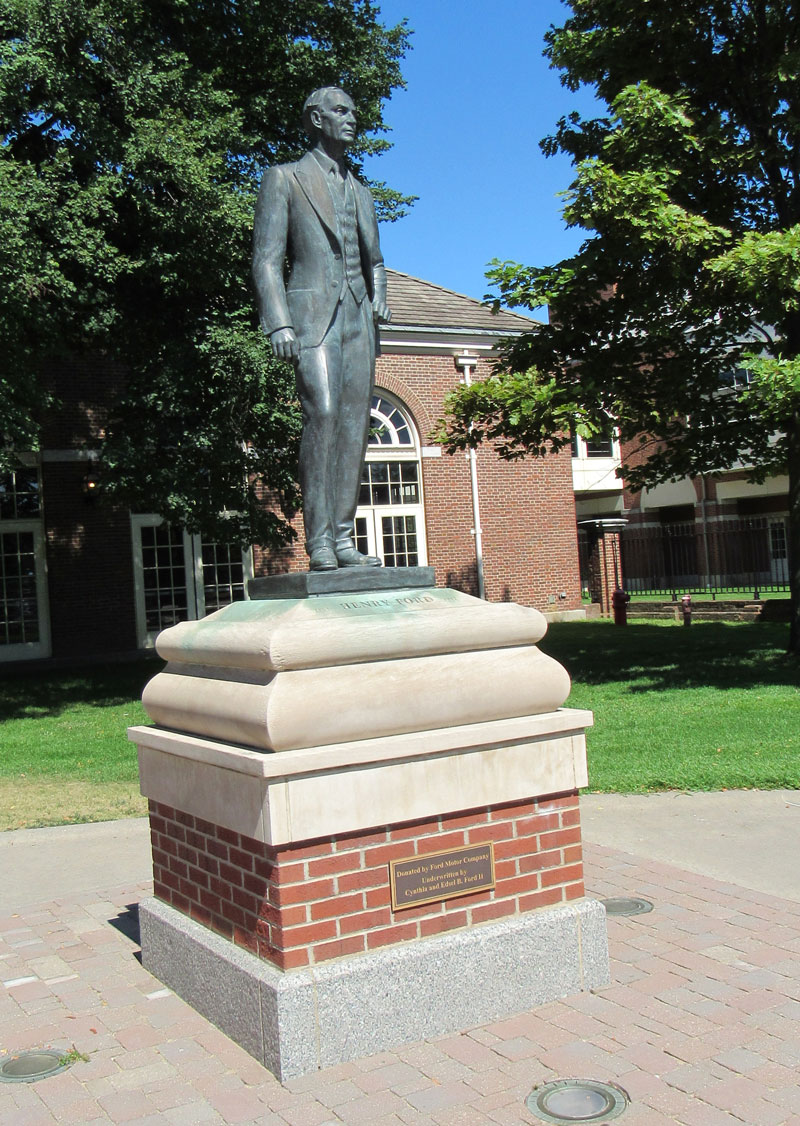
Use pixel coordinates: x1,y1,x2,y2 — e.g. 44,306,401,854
0,820,153,915
580,789,800,904
2,794,800,1124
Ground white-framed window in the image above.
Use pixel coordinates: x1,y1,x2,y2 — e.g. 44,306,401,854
0,466,51,662
571,430,619,459
131,515,253,647
571,426,623,497
720,366,755,391
354,393,428,567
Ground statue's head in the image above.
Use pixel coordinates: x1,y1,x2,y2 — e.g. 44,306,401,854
303,87,356,147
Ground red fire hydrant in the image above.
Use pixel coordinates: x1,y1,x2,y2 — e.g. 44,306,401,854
681,592,692,626
611,587,631,626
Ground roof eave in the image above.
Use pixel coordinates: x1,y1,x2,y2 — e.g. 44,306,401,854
379,323,534,356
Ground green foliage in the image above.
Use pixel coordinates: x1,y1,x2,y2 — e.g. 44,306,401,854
708,227,800,317
102,319,304,545
58,1045,90,1067
0,0,410,545
439,1,800,476
437,0,800,646
431,369,598,460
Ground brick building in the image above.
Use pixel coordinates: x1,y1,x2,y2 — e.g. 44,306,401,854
1,271,583,666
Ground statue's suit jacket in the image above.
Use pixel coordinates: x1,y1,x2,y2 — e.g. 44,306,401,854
252,151,387,349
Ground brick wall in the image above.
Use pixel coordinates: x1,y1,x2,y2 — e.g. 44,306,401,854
149,793,585,971
379,353,582,611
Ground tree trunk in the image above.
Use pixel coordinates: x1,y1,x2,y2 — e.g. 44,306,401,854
787,408,800,655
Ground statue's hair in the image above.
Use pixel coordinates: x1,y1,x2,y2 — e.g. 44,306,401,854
302,87,351,138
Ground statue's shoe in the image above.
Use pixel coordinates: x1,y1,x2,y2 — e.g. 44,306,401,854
308,545,338,571
336,546,382,567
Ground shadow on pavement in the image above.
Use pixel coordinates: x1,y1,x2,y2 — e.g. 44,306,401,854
109,902,141,947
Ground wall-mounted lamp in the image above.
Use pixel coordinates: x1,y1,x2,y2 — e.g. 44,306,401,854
81,460,100,501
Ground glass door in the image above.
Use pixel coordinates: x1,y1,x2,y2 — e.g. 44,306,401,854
354,509,425,568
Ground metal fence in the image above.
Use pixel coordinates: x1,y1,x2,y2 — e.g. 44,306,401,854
615,516,789,599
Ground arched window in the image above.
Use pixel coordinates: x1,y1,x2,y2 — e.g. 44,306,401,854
355,392,427,568
368,394,415,447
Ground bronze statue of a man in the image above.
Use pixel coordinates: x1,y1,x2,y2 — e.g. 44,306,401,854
252,87,391,571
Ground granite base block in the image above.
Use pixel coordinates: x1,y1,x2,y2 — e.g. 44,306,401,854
139,895,610,1082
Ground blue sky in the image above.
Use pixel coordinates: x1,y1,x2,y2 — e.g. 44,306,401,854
364,0,601,303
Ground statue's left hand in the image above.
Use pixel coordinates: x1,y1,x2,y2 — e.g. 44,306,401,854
373,301,391,324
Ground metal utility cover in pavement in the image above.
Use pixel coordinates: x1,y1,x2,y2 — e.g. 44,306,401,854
526,1078,629,1123
0,1050,70,1084
601,896,654,917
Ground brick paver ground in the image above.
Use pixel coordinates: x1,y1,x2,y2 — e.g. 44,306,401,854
1,842,799,1125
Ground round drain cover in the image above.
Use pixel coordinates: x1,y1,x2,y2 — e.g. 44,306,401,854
0,1050,69,1084
601,897,653,917
527,1079,629,1123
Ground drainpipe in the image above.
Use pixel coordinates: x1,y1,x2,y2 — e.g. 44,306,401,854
454,352,485,600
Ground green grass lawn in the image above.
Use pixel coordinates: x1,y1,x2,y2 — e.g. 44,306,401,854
1,620,798,829
0,659,156,829
540,618,800,793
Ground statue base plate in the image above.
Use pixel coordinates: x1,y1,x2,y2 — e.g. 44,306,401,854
248,566,435,599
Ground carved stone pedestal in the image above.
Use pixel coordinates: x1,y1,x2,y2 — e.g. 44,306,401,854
131,574,609,1080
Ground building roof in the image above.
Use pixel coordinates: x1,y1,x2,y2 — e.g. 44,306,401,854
385,270,541,334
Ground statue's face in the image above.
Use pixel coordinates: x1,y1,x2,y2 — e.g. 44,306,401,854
312,90,356,146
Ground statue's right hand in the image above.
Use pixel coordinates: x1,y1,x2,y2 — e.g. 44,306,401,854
270,327,299,362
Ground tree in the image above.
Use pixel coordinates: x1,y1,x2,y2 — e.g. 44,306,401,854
0,0,410,546
437,0,800,651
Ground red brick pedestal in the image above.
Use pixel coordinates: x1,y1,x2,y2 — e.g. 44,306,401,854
149,793,585,971
131,581,608,1079
133,713,608,1081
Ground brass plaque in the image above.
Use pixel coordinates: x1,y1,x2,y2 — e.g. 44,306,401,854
390,842,495,911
